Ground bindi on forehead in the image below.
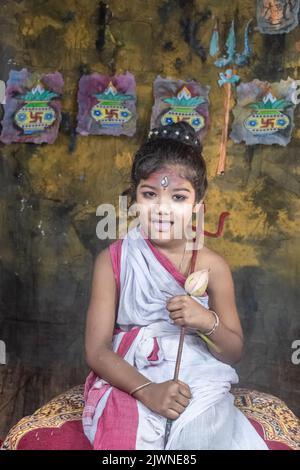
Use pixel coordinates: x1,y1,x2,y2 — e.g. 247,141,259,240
144,169,188,190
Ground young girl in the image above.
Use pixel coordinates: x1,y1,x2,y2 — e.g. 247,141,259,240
83,121,268,450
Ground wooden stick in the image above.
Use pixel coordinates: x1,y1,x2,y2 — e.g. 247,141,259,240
164,245,198,448
216,81,232,176
173,326,186,381
164,326,186,448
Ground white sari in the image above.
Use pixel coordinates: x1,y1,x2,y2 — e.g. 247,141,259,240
83,224,268,450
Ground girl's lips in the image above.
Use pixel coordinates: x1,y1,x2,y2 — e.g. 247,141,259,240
151,220,174,232
151,219,174,224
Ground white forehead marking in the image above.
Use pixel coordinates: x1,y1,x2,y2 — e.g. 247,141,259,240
160,176,169,188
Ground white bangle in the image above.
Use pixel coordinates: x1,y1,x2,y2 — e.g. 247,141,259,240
203,310,219,336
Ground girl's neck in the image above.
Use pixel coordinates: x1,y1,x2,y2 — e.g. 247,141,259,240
139,221,188,254
149,237,187,255
139,225,197,278
146,236,195,278
149,237,197,279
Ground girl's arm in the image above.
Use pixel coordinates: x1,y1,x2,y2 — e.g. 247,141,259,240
204,252,244,365
85,248,154,399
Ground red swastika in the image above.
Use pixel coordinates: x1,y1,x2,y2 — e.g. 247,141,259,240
29,111,43,123
261,118,275,128
104,109,119,119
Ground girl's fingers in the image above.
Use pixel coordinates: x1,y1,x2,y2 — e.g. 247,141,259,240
175,395,190,407
167,409,180,420
169,312,183,324
171,314,183,322
179,387,192,400
169,401,185,415
167,297,184,307
167,304,181,311
177,381,192,399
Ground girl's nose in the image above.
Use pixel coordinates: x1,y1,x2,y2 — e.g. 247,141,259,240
154,202,172,216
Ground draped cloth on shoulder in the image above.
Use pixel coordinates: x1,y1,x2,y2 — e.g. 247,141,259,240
83,224,268,450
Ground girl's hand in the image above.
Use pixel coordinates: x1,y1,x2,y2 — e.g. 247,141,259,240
134,380,192,420
166,295,215,333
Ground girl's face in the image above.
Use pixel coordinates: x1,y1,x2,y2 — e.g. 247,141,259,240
135,165,202,242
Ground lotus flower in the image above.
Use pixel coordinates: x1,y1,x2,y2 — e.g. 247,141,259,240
184,268,209,297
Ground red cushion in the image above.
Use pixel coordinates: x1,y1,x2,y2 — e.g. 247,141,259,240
1,386,299,450
3,417,289,451
16,420,92,450
248,418,292,450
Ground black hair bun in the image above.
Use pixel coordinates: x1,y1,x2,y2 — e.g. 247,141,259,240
147,121,201,150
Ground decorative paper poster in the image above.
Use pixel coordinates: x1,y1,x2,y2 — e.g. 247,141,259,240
76,71,137,137
0,68,63,144
230,78,297,146
150,75,210,142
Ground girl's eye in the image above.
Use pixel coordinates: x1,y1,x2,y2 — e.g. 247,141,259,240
142,191,156,198
141,192,187,201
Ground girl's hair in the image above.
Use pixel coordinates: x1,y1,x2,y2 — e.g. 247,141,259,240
122,121,208,206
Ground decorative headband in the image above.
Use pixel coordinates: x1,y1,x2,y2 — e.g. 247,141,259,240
147,125,201,150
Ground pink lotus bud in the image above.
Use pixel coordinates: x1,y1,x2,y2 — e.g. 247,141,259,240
184,268,209,296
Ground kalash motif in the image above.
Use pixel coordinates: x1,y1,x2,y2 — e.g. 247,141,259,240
14,84,58,135
244,92,293,135
161,86,207,133
91,81,134,129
